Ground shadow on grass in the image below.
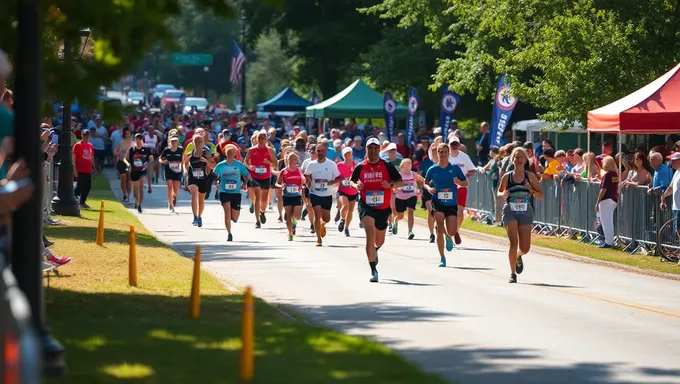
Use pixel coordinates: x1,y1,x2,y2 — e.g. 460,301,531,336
45,225,161,248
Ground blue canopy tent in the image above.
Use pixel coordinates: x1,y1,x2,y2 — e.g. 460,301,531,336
256,87,311,112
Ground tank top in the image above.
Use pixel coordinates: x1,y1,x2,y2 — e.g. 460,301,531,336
143,133,159,153
128,147,150,172
359,159,392,210
280,167,303,197
337,162,358,196
249,146,271,179
189,150,208,180
506,170,532,214
396,171,417,200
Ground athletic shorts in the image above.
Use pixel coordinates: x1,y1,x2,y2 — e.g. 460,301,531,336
189,177,209,194
116,160,129,174
283,196,302,207
358,202,391,231
165,170,182,182
249,177,271,190
219,192,242,210
431,200,458,218
501,203,534,226
130,170,146,182
337,190,358,202
310,194,333,211
395,196,418,213
457,187,468,206
270,175,280,189
422,189,433,204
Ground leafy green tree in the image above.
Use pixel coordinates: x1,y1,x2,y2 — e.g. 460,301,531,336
245,30,295,107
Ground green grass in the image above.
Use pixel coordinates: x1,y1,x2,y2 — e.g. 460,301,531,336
45,177,446,384
413,204,680,276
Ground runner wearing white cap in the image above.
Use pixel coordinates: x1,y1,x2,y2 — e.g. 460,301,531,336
448,135,476,245
304,140,343,246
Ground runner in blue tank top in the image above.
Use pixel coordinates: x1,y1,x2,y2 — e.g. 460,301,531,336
213,144,250,242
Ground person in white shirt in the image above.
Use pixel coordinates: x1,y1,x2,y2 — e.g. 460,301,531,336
304,141,343,246
448,136,476,245
659,153,680,243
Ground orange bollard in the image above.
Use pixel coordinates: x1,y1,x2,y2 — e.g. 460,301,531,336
129,225,137,287
96,201,105,246
239,286,254,382
189,247,201,319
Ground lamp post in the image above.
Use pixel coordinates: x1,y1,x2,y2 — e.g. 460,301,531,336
52,28,91,217
12,0,67,377
240,9,246,112
203,66,209,98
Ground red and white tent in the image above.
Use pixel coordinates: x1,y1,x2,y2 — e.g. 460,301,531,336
587,63,680,134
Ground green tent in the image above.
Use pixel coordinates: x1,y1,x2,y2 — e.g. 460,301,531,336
305,79,407,119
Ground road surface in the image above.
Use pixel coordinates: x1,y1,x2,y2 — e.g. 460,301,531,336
105,171,680,384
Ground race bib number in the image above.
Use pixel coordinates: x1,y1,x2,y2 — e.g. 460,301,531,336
192,168,205,178
366,191,385,207
437,191,453,202
254,166,267,175
223,180,237,191
341,179,351,188
402,184,415,193
169,161,181,172
286,184,300,195
314,179,328,191
133,158,143,168
509,198,529,214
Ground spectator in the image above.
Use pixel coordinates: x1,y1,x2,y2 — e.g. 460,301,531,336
596,156,619,249
73,129,97,208
351,136,365,163
596,141,614,167
396,132,410,159
476,121,490,166
569,148,586,176
648,152,672,195
541,148,562,180
660,153,680,231
621,152,651,188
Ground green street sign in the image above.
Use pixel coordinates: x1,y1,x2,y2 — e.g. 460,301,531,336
171,53,213,66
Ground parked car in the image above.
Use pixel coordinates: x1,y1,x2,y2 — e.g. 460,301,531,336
150,84,175,107
183,97,209,113
161,89,186,110
126,91,144,106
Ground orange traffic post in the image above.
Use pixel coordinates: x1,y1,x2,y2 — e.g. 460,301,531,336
128,225,137,287
239,286,254,383
189,246,201,319
96,200,105,246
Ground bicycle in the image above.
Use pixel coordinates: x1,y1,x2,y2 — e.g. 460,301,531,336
656,217,680,263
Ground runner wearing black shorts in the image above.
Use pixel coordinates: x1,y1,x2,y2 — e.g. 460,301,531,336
159,136,183,213
124,134,153,213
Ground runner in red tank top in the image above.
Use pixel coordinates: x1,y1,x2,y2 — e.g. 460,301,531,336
245,131,277,228
350,137,403,283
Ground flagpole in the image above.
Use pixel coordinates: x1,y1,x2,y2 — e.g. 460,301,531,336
240,9,246,112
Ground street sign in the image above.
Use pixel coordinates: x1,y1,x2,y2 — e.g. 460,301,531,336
171,53,213,66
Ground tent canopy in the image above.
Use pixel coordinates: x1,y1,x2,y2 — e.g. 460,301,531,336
587,63,680,134
306,79,407,119
256,87,311,112
513,119,585,134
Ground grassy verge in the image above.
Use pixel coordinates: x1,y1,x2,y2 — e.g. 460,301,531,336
412,204,680,276
45,177,446,383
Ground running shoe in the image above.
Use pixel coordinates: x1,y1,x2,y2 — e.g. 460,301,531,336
334,210,340,223
454,232,462,245
316,239,322,247
147,187,152,194
388,223,393,233
43,236,54,247
319,223,327,238
260,212,267,224
192,216,198,226
227,233,233,242
170,206,175,214
345,229,350,237
292,223,297,235
509,273,517,283
197,217,202,228
288,234,293,241
168,203,173,212
439,257,446,268
429,234,435,243
392,222,398,235
137,205,143,214
516,256,524,274
338,219,345,232
79,203,91,209
370,271,379,283
173,196,177,206
255,221,261,229
408,231,415,240
301,209,308,221
445,236,454,252
249,204,254,214
44,249,71,266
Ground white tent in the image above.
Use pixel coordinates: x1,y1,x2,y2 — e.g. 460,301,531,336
512,119,587,149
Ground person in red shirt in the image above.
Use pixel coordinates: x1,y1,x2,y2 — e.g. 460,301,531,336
396,132,410,159
73,129,96,208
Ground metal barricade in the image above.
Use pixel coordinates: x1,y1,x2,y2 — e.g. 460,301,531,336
465,172,495,223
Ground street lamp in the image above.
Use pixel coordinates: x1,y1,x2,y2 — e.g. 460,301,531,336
52,28,91,217
203,66,209,98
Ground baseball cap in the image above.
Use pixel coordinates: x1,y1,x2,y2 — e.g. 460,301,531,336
386,142,397,151
81,129,91,135
366,137,380,147
668,152,680,160
448,136,460,144
170,136,179,141
354,135,363,141
341,147,353,155
134,133,144,139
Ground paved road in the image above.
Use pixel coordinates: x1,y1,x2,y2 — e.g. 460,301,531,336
105,171,680,384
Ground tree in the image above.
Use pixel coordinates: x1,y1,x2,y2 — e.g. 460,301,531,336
245,30,295,107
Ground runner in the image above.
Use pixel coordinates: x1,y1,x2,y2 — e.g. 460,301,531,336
113,127,132,203
418,145,437,242
304,140,343,246
159,135,183,213
277,151,304,241
496,147,543,283
184,135,215,227
350,137,403,282
269,142,284,223
448,136,476,245
424,142,468,268
244,130,277,228
124,133,153,213
336,147,358,236
393,158,423,239
213,144,250,241
300,144,318,233
143,126,161,192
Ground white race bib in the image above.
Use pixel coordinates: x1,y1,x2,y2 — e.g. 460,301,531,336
314,179,328,191
437,191,453,201
254,166,267,175
341,179,350,188
133,158,143,168
285,184,300,195
169,161,181,172
509,198,528,214
402,184,415,193
224,180,237,191
366,191,385,207
192,168,205,178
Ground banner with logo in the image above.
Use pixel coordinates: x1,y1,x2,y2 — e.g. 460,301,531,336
490,74,518,147
439,85,460,139
407,88,419,148
383,92,396,142
311,90,320,105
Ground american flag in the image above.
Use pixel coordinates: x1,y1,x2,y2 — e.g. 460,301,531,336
230,41,245,84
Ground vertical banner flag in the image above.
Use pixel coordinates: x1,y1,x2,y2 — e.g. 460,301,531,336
311,90,320,104
407,88,419,148
383,92,396,142
439,86,460,139
490,74,518,147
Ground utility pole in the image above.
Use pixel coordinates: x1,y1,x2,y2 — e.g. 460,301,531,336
240,8,246,112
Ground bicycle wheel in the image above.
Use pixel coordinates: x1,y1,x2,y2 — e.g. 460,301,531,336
656,218,680,263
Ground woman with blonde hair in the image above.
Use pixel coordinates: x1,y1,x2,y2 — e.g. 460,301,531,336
184,134,215,227
213,144,249,241
580,152,601,181
595,156,619,249
393,158,424,239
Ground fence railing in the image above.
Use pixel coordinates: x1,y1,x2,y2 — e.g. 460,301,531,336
465,172,672,253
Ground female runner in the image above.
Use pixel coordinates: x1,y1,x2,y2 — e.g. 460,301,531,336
185,135,215,227
336,147,358,236
159,135,183,213
277,151,304,241
393,158,424,239
213,144,250,241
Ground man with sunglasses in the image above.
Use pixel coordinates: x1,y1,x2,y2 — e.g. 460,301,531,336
351,137,403,283
304,140,343,246
448,136,476,245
